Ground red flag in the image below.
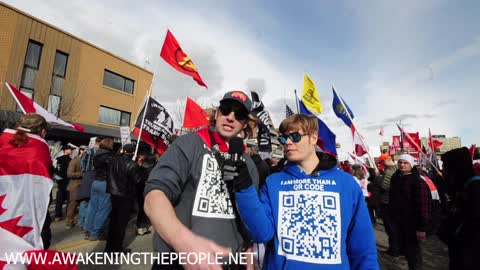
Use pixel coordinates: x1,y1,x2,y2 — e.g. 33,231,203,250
428,128,443,151
160,30,207,88
397,124,422,152
183,97,209,129
4,83,84,132
132,127,168,155
469,144,476,159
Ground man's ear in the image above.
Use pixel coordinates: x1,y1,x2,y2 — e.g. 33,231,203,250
310,133,318,145
40,129,47,138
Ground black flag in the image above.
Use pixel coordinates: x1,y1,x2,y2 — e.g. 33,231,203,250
133,97,174,154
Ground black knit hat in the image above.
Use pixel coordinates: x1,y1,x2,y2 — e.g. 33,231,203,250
441,147,472,173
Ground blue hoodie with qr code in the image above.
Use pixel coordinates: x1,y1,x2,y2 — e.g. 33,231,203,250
235,154,379,270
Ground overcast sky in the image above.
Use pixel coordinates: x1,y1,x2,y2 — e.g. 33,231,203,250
6,0,479,158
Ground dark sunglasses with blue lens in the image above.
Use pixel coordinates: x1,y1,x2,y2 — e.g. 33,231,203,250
218,103,249,121
279,132,308,145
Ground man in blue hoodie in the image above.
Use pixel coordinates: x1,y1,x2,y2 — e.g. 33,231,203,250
231,114,379,269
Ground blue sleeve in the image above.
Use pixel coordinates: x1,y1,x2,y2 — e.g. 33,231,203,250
346,185,380,270
236,184,275,243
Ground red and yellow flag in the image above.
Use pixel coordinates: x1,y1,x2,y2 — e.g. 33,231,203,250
160,30,207,88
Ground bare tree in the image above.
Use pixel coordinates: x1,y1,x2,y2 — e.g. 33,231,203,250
33,79,82,120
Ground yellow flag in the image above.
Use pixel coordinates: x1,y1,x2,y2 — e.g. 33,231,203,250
302,74,323,114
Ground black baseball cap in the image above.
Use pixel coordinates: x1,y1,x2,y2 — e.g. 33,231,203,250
220,91,252,112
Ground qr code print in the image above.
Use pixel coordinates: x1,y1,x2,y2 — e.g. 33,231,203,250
278,191,341,264
192,154,235,219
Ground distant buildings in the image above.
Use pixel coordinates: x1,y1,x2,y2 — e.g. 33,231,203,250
420,135,462,155
0,2,153,145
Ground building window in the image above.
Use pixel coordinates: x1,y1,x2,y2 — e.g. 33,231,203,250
18,40,43,111
98,106,131,126
47,95,61,116
48,51,69,116
103,70,134,94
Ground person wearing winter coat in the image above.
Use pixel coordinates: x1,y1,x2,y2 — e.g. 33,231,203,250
234,114,379,270
389,154,432,270
441,147,480,270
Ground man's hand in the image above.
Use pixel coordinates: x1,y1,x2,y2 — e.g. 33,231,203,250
173,232,231,270
222,160,253,192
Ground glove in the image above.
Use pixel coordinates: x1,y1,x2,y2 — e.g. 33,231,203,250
222,160,253,192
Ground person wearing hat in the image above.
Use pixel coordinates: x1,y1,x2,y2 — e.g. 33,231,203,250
104,143,139,253
54,144,73,221
389,154,433,270
144,91,259,269
65,145,87,228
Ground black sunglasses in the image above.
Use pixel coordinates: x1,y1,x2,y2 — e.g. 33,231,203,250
218,104,249,121
279,132,308,145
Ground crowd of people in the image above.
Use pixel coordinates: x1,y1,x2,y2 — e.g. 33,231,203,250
1,90,479,270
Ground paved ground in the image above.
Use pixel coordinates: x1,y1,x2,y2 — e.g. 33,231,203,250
374,221,449,270
47,216,450,270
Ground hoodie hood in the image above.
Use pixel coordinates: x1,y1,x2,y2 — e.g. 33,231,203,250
282,152,338,179
94,148,111,157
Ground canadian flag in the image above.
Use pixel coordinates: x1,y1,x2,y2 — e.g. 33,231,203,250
352,125,367,156
428,128,443,152
0,130,76,270
4,83,84,132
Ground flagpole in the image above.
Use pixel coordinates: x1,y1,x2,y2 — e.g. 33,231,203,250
133,86,153,161
294,89,300,113
332,85,378,171
5,83,26,114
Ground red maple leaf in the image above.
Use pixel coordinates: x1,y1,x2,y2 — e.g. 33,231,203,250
0,193,34,238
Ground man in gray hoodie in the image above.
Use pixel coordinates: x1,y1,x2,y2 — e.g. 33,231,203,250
144,91,259,270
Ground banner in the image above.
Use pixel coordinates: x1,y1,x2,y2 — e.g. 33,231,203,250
88,137,97,149
257,123,272,160
133,97,174,155
250,91,275,132
119,126,132,146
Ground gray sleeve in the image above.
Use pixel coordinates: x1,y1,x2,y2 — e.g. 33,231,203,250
144,134,196,203
243,153,260,190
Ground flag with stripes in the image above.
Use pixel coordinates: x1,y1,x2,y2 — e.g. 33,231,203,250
285,104,294,117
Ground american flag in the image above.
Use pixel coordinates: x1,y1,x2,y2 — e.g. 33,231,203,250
286,104,294,117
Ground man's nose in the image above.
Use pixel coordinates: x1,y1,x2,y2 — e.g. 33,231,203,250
225,111,235,121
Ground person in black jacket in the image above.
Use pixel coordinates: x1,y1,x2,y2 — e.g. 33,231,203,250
367,167,382,224
54,145,73,220
85,138,113,241
389,154,432,270
441,147,480,270
135,153,157,235
246,142,270,189
104,144,139,252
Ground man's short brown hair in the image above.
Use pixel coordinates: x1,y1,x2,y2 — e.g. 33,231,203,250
279,114,318,136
